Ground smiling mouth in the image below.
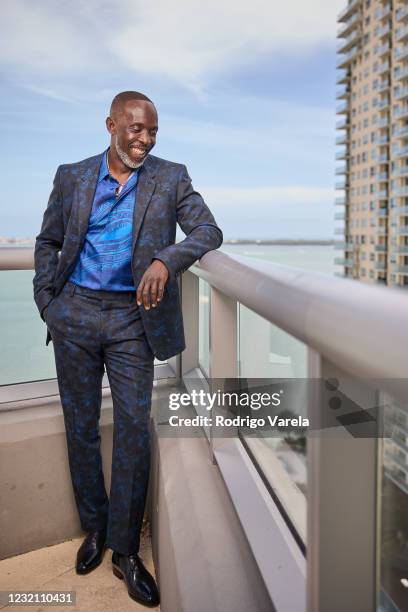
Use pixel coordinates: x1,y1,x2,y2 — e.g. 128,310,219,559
130,146,147,155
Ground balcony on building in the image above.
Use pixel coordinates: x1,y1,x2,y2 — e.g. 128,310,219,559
336,69,350,85
336,45,361,69
337,0,362,24
336,85,350,101
375,3,392,21
377,78,390,93
395,44,408,63
397,5,408,23
394,124,408,139
336,101,349,115
394,64,408,83
378,116,389,128
391,264,408,274
377,41,391,59
392,185,408,197
336,116,350,130
377,59,391,75
377,96,390,110
392,244,408,253
393,164,408,177
336,149,348,161
338,10,362,39
393,205,408,215
394,104,408,120
396,25,408,44
395,86,408,102
336,132,347,145
334,241,354,250
377,23,391,40
393,144,408,158
334,256,354,267
336,28,362,55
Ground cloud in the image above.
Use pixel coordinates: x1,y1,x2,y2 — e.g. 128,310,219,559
2,0,346,94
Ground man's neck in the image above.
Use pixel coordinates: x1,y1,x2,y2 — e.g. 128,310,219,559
108,148,135,184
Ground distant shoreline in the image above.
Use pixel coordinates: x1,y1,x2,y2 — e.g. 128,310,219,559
0,237,334,247
223,239,334,245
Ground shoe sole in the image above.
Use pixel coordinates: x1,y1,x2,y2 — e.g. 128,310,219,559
112,564,159,608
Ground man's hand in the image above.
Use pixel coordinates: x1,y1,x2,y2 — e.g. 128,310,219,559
137,259,169,310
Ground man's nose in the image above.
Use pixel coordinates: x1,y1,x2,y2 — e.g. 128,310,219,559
138,131,150,145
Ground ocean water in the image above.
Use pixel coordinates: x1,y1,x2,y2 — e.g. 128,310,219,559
0,245,335,386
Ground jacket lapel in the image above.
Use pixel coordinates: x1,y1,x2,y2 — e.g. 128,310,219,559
131,155,157,260
76,152,104,246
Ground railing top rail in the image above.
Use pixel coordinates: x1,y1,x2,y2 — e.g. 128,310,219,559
192,250,408,382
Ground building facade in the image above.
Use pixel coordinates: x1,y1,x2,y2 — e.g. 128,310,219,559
336,0,408,287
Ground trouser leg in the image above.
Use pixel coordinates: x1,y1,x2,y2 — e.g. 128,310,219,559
102,300,154,555
48,287,109,531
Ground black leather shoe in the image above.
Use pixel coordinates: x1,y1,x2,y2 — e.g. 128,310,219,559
75,528,107,574
112,551,160,607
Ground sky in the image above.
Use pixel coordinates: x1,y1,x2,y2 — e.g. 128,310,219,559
1,0,346,240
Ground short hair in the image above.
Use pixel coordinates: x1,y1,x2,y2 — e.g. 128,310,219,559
110,91,156,119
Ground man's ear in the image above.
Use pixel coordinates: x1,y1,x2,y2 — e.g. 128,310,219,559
105,116,115,135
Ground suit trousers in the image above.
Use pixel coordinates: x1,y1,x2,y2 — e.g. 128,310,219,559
45,280,155,555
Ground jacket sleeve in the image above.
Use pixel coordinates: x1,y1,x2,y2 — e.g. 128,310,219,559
152,164,223,279
32,165,64,321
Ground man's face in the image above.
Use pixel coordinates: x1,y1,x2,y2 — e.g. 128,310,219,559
107,100,158,168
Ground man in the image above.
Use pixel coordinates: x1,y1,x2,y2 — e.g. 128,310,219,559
33,91,223,607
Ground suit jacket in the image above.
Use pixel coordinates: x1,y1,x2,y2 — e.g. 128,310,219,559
33,151,223,360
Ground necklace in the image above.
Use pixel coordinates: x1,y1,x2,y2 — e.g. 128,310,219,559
107,153,131,196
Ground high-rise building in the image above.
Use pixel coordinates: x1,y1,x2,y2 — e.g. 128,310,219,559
335,0,408,287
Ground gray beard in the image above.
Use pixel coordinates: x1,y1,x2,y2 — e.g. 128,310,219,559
115,138,146,169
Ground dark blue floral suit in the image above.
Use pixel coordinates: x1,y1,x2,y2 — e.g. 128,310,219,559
33,150,223,554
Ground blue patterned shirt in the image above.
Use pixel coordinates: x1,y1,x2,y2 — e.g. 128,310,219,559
69,148,139,290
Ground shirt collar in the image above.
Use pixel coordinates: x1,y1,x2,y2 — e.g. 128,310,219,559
98,148,110,183
98,147,143,183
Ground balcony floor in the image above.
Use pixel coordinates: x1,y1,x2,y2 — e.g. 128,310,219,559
0,523,160,611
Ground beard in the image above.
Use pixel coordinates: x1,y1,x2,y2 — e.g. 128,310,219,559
115,137,147,169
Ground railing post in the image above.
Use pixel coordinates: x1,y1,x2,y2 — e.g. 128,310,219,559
307,348,378,612
180,271,200,376
209,287,238,460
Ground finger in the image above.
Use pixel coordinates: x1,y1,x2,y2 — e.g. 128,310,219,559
136,277,145,306
150,278,159,307
157,278,165,302
142,278,152,310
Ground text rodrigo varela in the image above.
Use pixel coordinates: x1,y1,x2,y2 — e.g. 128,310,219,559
167,390,309,429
